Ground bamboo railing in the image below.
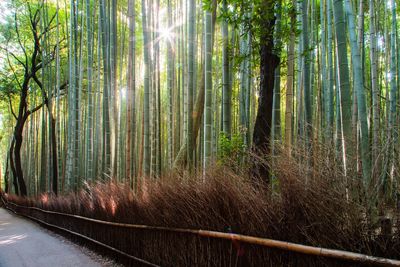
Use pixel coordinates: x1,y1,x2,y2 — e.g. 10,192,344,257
2,197,400,266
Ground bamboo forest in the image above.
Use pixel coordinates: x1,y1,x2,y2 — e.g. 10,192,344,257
0,0,400,266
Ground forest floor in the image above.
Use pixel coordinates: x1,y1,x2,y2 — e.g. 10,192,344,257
0,208,119,267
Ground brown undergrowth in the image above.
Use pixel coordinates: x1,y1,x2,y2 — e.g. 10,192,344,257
4,149,400,266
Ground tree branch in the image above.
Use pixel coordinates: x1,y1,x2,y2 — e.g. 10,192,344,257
5,50,23,90
31,72,49,107
26,102,44,116
0,46,26,69
8,95,17,120
14,12,28,67
39,13,57,40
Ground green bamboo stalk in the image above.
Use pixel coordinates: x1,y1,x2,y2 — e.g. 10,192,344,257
345,0,371,184
272,0,282,153
221,0,231,138
333,0,352,175
141,0,151,176
203,4,213,167
302,0,312,144
285,0,296,153
187,0,195,170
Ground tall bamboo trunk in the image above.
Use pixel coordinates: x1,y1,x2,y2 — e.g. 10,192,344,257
333,0,352,175
203,5,213,167
345,0,371,184
142,0,151,176
285,0,296,154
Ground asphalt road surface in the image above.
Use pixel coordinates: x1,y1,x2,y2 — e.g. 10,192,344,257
0,208,112,267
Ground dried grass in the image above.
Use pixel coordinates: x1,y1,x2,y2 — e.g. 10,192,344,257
4,148,400,266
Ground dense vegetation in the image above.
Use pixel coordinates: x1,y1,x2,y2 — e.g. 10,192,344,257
5,155,400,265
0,0,400,263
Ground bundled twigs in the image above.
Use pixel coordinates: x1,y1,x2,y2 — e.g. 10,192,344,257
2,197,400,267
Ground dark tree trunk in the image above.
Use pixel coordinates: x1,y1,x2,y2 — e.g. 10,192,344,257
14,124,28,196
252,2,279,183
6,5,59,197
4,147,10,193
9,139,19,195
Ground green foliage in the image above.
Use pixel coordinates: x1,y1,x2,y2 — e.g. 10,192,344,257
217,132,246,165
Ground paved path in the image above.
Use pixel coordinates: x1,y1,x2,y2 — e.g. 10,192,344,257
0,208,108,267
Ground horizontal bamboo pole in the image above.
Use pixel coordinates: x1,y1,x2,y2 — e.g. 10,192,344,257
199,231,400,267
3,198,400,266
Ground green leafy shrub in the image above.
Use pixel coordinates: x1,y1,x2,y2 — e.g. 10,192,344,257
217,132,246,166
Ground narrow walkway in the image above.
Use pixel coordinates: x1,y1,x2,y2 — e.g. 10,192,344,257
0,208,108,267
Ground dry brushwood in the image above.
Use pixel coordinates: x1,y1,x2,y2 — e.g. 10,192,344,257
5,150,400,266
